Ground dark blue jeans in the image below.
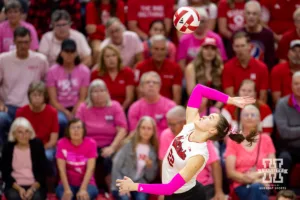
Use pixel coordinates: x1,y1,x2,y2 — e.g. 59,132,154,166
112,190,149,200
235,183,269,200
56,184,99,200
0,105,18,144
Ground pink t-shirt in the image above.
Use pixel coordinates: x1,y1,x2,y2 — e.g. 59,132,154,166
76,101,128,148
225,134,276,188
0,21,39,53
128,96,176,137
46,64,90,108
56,137,98,186
0,50,48,107
11,147,35,186
177,32,227,63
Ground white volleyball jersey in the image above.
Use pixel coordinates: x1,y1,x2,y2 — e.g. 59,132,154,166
162,123,209,194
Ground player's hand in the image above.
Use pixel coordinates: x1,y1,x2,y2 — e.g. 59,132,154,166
227,96,256,109
116,176,137,193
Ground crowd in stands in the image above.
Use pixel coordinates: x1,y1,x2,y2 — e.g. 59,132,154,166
0,0,300,200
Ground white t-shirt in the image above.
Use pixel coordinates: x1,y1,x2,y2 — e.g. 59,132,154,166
177,0,217,19
162,123,209,194
135,143,150,179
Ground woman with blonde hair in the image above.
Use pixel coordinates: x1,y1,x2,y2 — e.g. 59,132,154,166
111,116,159,200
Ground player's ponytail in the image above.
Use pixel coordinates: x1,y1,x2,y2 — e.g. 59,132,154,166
228,129,258,146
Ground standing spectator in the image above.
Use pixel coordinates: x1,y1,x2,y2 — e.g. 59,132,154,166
56,119,99,200
91,45,135,110
46,39,90,137
27,0,81,39
271,40,300,105
275,72,300,189
143,20,177,61
0,0,39,53
1,117,47,200
128,71,176,137
39,10,92,67
135,35,183,104
0,27,48,144
127,0,174,40
111,116,158,200
100,17,144,68
177,9,227,70
222,31,269,103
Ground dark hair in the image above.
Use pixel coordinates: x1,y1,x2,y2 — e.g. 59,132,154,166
149,20,166,34
56,40,81,66
276,190,296,200
5,0,22,13
51,9,71,24
65,118,87,139
232,31,251,43
14,27,31,39
27,81,48,103
94,0,117,24
57,54,81,66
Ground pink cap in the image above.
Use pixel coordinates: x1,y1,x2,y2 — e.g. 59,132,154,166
202,37,217,47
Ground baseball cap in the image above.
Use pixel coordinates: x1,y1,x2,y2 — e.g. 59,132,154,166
61,39,77,52
202,37,217,47
290,40,300,49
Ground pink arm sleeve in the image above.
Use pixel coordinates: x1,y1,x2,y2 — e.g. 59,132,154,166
137,173,185,195
187,84,229,109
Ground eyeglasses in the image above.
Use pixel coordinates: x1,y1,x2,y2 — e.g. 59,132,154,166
242,113,258,118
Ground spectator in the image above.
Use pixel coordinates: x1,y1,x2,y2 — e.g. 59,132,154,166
222,79,273,134
128,71,176,137
271,40,300,105
127,0,174,40
46,39,90,137
76,79,128,194
91,44,135,110
225,105,276,200
0,0,38,53
0,27,48,144
27,0,81,39
39,10,92,67
56,119,99,200
1,117,47,200
111,116,158,200
276,190,296,200
222,31,269,103
100,17,144,68
135,35,182,104
185,37,223,108
143,20,177,61
277,8,300,63
15,82,58,166
177,9,227,70
275,72,300,189
86,0,125,56
0,0,29,22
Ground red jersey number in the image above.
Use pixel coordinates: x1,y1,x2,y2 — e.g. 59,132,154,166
167,148,174,167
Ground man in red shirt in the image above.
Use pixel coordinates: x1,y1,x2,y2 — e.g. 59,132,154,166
271,40,300,105
222,31,269,103
135,35,183,104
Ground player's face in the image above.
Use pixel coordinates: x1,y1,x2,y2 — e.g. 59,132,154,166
103,48,118,69
29,91,45,107
239,83,256,98
292,75,300,97
195,113,220,133
139,120,154,142
149,22,165,36
245,6,260,27
69,121,84,141
202,45,217,62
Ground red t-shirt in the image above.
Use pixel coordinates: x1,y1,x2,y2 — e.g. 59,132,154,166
85,0,125,40
261,0,300,34
270,62,293,97
91,67,135,104
127,0,174,34
135,58,183,99
16,105,59,144
277,29,300,60
222,57,269,94
218,0,245,33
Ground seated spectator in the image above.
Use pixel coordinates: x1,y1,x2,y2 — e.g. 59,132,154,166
185,37,223,108
275,72,300,189
76,79,127,194
0,27,48,144
46,39,90,137
127,0,173,40
0,0,29,22
100,17,143,68
143,20,177,61
135,35,183,104
222,79,273,134
276,190,296,200
159,106,225,200
56,119,99,200
225,105,276,200
1,117,47,200
16,82,58,164
271,40,300,105
85,0,125,56
39,10,92,67
0,0,38,53
277,8,300,62
111,116,158,200
128,71,176,137
222,31,269,103
177,9,227,70
91,44,135,110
